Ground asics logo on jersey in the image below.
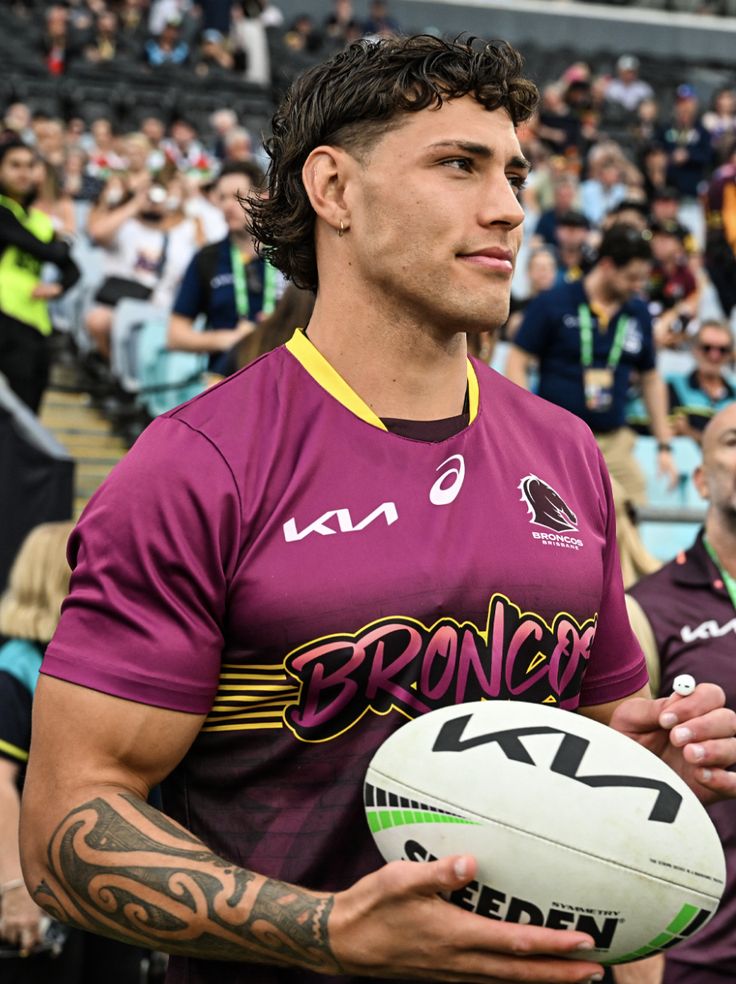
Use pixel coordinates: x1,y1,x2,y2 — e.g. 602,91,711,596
283,502,398,542
518,475,578,533
429,454,466,506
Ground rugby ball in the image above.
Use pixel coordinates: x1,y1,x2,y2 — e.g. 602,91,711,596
364,701,726,964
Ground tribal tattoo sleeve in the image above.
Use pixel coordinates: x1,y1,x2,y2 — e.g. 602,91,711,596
32,792,341,972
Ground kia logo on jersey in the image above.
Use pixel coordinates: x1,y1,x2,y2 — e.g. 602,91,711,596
518,475,578,533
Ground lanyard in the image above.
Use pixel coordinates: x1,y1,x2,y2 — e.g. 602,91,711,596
703,536,736,611
230,244,277,320
578,303,629,369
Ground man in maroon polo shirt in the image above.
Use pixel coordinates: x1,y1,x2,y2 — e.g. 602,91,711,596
627,402,736,984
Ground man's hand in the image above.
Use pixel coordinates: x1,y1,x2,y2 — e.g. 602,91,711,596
609,683,736,803
0,882,46,954
330,854,605,982
613,954,664,984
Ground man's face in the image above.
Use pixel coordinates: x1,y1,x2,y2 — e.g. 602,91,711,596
696,404,736,521
696,326,733,378
602,257,651,303
0,148,37,198
651,231,680,265
215,173,253,234
340,96,527,335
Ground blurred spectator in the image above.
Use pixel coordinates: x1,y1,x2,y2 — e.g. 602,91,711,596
201,0,235,34
0,136,79,412
40,4,79,76
630,98,661,158
85,118,125,179
363,0,400,37
702,87,736,164
223,127,254,163
532,173,580,246
168,160,281,377
648,219,699,349
3,104,33,144
660,84,713,200
703,144,736,320
194,27,234,77
86,175,188,359
119,0,149,44
84,10,130,65
506,224,676,508
605,55,654,113
33,118,65,170
121,132,156,186
552,209,594,283
62,147,102,203
231,0,274,85
209,108,239,160
140,116,167,172
149,0,196,37
324,0,356,46
31,158,76,238
640,143,670,203
603,197,650,232
283,12,322,53
506,246,558,341
536,82,580,156
161,117,215,178
235,283,316,369
580,145,628,227
143,15,190,67
668,320,736,440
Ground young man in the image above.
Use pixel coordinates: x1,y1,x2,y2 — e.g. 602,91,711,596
20,36,736,984
167,160,281,377
627,403,736,984
0,136,79,411
506,223,677,508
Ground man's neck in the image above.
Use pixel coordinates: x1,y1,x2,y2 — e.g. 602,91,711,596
697,369,726,397
705,511,736,579
231,231,255,254
305,289,469,422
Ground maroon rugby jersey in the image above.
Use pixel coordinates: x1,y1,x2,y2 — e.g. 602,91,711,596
43,330,647,983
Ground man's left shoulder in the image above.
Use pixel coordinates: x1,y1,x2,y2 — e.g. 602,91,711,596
477,361,599,450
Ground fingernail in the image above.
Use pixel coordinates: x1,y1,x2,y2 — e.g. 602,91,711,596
576,940,594,950
700,768,713,781
588,975,604,983
660,712,678,728
453,857,468,879
673,726,693,743
690,744,705,761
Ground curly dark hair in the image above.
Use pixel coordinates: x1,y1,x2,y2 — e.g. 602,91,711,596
248,35,538,291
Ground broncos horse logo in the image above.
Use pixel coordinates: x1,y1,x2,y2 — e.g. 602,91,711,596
518,475,578,533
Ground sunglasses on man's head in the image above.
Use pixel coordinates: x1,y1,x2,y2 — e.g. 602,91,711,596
699,343,732,355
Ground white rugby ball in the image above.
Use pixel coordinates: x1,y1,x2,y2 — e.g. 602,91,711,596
364,701,726,964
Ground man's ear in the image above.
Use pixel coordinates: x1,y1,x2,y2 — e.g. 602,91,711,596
301,145,352,235
693,464,709,502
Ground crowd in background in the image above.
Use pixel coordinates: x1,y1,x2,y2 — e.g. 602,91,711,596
0,2,732,460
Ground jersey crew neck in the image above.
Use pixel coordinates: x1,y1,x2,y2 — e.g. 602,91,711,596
42,338,647,984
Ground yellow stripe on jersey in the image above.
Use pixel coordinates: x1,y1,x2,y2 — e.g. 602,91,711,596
202,664,296,732
0,737,29,763
285,329,479,428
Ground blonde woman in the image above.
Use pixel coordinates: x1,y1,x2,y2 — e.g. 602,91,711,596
0,521,73,978
0,522,150,983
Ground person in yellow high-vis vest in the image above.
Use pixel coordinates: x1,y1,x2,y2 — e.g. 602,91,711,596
0,136,79,412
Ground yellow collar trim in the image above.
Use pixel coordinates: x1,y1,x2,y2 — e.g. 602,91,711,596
285,328,479,430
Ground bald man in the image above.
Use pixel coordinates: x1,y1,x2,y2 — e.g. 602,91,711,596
626,403,736,984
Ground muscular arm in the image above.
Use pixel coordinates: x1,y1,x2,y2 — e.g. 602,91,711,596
20,676,339,972
21,678,602,982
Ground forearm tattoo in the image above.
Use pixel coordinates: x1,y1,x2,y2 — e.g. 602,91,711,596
33,793,341,972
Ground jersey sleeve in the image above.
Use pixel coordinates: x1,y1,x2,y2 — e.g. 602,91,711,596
513,292,552,357
42,415,243,714
172,250,205,319
578,447,650,706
